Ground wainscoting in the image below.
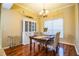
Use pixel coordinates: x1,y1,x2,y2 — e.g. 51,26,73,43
0,49,6,56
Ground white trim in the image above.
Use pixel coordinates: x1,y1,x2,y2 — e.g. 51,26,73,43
3,46,9,49
60,41,75,46
60,41,79,55
16,4,36,14
22,43,29,45
75,45,79,55
75,4,79,55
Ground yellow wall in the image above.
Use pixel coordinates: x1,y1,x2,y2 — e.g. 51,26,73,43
1,8,22,48
75,4,79,55
1,8,39,48
62,5,75,44
40,5,75,45
1,4,76,48
0,4,2,49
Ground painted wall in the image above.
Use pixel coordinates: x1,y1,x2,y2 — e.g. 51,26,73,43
75,4,79,55
1,4,76,48
0,4,2,49
1,8,22,48
62,5,75,44
40,5,75,45
1,8,39,48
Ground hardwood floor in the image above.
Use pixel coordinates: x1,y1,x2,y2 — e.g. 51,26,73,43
4,43,77,56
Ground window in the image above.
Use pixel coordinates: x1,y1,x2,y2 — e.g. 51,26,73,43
44,18,64,38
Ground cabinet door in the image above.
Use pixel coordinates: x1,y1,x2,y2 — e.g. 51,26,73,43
22,20,36,45
34,22,36,32
22,20,29,45
25,21,28,32
31,22,34,32
31,22,36,32
29,21,32,32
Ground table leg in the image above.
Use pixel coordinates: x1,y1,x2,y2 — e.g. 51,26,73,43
34,42,35,55
30,39,32,55
38,43,40,52
45,44,48,56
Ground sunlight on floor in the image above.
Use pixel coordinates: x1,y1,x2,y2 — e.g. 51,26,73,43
58,47,64,56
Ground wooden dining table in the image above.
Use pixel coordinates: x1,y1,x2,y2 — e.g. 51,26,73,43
29,35,55,55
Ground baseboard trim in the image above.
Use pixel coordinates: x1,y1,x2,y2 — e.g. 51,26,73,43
60,41,79,55
60,41,75,46
22,43,29,45
74,46,79,55
3,46,9,49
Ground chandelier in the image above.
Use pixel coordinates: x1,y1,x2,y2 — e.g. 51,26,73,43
39,4,48,18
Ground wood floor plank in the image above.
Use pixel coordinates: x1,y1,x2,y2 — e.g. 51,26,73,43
4,43,77,56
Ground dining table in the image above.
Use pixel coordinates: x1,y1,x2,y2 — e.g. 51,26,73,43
29,35,55,55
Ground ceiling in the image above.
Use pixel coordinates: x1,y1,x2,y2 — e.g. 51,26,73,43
16,3,74,15
2,3,74,18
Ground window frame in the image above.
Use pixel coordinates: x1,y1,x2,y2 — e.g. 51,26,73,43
44,18,64,39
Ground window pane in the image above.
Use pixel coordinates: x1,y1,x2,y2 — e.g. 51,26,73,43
44,18,64,38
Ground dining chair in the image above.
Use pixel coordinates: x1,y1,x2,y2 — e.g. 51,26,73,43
42,32,60,55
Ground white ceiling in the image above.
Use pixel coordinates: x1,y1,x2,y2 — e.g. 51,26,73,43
17,3,74,14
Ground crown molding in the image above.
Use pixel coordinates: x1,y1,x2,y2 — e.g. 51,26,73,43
49,4,75,13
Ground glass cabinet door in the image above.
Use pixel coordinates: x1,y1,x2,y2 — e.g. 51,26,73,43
25,21,28,32
31,22,34,32
31,22,36,32
34,23,36,31
25,21,36,32
29,21,31,32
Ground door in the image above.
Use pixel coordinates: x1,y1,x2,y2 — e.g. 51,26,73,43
22,20,29,45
